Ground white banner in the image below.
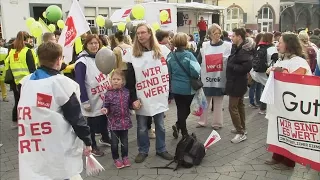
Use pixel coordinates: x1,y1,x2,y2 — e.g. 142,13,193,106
123,47,169,116
263,72,320,171
200,41,231,88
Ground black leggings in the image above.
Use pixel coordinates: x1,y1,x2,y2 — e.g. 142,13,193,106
147,116,152,129
87,115,110,148
11,83,19,122
173,94,194,136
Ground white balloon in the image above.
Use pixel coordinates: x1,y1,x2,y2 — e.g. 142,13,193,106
95,48,116,75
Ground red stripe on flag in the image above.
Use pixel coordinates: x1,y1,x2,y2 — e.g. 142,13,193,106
268,144,320,171
274,72,320,86
204,137,216,148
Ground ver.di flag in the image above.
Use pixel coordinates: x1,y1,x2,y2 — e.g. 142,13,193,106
58,0,90,64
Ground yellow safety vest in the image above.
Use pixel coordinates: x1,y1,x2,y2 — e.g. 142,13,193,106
9,47,30,84
31,49,39,67
63,63,75,74
0,47,8,81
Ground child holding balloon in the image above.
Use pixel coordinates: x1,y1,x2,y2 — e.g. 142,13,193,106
101,69,133,169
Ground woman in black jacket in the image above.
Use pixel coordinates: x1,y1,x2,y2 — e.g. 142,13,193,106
226,28,254,144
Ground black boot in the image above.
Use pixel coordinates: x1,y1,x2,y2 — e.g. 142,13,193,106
172,124,179,139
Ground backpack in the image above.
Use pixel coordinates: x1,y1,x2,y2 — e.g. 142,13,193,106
305,46,317,73
252,45,268,72
155,133,206,171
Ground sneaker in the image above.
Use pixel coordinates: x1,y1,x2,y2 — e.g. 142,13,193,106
231,134,247,143
92,148,105,157
99,139,111,146
95,133,101,136
135,153,148,163
212,126,220,130
156,151,174,160
114,159,124,169
249,104,259,109
11,122,18,129
172,125,179,139
258,110,266,115
231,129,248,135
122,156,131,167
2,98,8,102
265,159,280,165
273,163,293,170
0,144,3,147
196,124,205,128
148,129,156,139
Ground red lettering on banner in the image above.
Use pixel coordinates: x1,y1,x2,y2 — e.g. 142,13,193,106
205,53,223,72
18,107,32,120
95,73,106,83
143,84,168,98
19,139,44,154
142,66,161,78
91,81,112,95
161,57,167,65
18,106,53,154
278,117,320,143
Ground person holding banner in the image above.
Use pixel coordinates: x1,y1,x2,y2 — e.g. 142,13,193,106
196,24,231,130
124,23,173,163
226,28,254,143
167,32,201,139
265,33,312,170
75,34,111,157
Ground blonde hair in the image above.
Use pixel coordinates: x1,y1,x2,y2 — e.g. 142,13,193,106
124,35,133,46
298,31,310,45
207,23,222,36
111,69,126,85
172,32,188,49
133,23,162,59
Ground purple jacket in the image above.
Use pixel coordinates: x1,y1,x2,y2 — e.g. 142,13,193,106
103,87,132,130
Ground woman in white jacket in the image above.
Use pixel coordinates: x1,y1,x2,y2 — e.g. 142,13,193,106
197,24,232,129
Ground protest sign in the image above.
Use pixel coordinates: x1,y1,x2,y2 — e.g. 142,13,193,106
263,72,320,171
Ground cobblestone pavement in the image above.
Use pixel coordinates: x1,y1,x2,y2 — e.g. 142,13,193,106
1,90,320,180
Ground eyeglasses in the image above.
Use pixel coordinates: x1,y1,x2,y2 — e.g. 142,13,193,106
136,31,148,36
88,42,99,46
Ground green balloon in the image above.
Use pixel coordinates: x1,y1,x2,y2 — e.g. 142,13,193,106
46,5,62,23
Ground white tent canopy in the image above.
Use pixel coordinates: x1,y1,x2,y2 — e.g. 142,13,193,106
175,2,225,11
110,2,225,23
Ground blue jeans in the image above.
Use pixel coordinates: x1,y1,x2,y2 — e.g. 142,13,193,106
136,113,166,154
249,81,262,105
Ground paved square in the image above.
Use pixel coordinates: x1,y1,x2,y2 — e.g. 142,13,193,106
1,91,319,180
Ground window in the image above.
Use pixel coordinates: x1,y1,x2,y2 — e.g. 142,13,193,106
225,6,244,31
257,6,274,32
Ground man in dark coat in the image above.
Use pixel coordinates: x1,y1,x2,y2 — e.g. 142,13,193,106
226,28,254,144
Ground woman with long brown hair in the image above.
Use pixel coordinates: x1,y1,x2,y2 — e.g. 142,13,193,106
7,31,36,128
124,23,173,163
74,34,111,157
265,33,311,170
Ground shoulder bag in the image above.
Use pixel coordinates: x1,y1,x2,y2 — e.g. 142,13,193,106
172,52,203,90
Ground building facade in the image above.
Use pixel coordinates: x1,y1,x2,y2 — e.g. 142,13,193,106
0,0,134,39
280,0,320,31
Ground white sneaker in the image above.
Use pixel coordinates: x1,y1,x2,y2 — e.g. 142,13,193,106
148,129,156,139
0,144,3,147
231,129,248,135
231,134,247,143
